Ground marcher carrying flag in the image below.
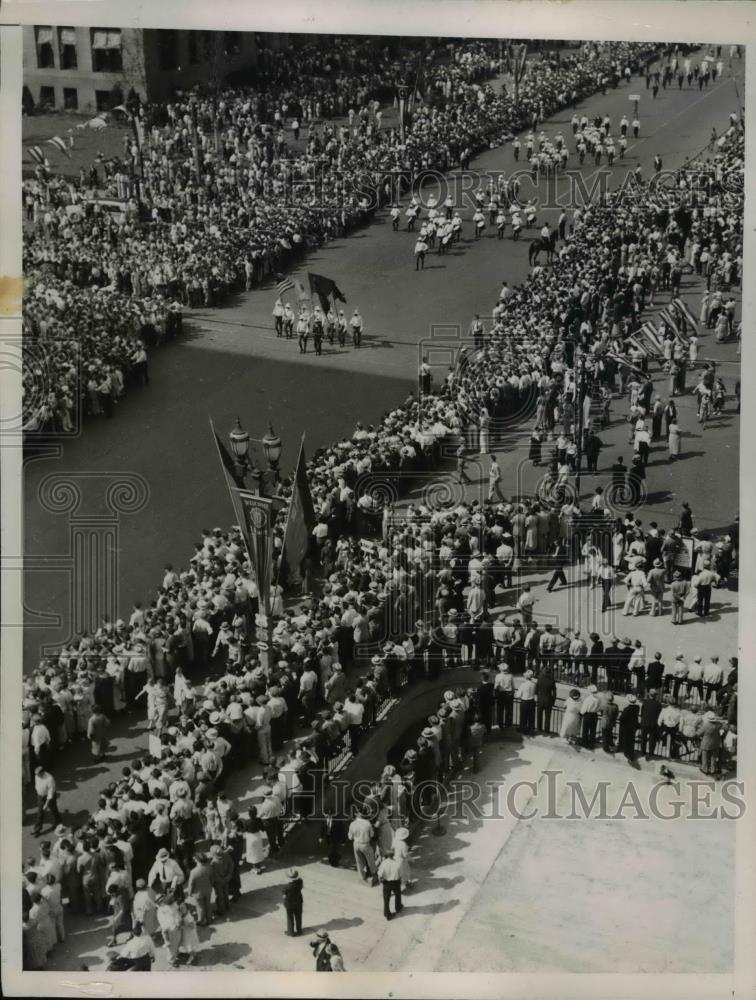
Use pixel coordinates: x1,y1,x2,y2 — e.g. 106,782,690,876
639,322,665,354
46,136,71,158
308,272,346,315
606,351,652,381
659,307,683,338
673,297,698,331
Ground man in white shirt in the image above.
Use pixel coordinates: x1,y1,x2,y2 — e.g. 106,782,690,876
348,809,377,883
516,585,537,625
657,697,681,756
622,566,647,616
147,848,185,894
344,693,365,754
493,662,515,729
703,655,724,704
119,924,156,969
580,685,600,747
32,766,60,835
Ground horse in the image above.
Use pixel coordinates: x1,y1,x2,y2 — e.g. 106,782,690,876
528,231,557,266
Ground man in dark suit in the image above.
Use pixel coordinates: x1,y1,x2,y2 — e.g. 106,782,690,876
604,636,622,691
600,692,619,751
646,653,665,691
476,672,495,733
611,456,626,491
588,633,604,685
640,690,662,757
617,637,634,694
282,869,304,936
535,667,557,733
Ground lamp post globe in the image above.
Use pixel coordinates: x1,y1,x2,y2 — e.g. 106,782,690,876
229,417,250,460
229,417,250,481
262,423,282,474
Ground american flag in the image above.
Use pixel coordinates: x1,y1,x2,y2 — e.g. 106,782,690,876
276,277,294,297
673,297,698,331
46,136,71,158
606,351,652,381
27,146,46,165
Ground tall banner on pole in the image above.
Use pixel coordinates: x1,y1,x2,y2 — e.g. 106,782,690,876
308,272,346,315
235,490,274,617
280,435,316,588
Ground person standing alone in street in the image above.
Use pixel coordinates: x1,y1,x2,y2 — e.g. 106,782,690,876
282,869,304,936
377,849,404,920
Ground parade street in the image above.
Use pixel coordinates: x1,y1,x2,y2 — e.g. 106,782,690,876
23,53,742,664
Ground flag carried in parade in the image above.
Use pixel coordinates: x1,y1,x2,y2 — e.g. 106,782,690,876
658,307,682,338
27,145,46,165
46,136,71,158
88,116,108,130
279,435,316,588
308,271,346,315
606,351,651,381
275,273,310,302
673,297,698,330
626,335,650,357
639,322,665,354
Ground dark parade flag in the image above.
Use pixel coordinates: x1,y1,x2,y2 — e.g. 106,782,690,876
308,272,346,314
280,435,316,587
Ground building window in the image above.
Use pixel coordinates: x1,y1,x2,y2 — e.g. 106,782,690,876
95,89,113,112
156,29,179,71
35,26,55,68
58,27,78,69
91,28,122,72
39,85,55,108
63,87,78,110
224,31,241,56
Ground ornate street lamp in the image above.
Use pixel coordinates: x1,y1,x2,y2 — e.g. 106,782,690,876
229,417,251,476
261,423,282,477
228,418,282,494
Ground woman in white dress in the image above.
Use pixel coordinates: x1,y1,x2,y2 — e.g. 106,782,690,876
269,583,285,619
392,827,412,891
178,898,200,965
72,679,94,739
612,527,626,570
106,655,125,713
560,690,582,744
667,421,681,461
243,808,267,874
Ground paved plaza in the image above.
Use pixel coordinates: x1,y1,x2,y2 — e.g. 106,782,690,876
45,740,734,974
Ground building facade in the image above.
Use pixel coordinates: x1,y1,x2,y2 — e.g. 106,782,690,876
22,27,271,113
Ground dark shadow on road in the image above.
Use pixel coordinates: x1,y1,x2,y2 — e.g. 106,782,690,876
196,940,252,966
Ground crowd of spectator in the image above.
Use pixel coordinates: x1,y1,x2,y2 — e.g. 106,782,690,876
22,37,663,434
23,37,743,970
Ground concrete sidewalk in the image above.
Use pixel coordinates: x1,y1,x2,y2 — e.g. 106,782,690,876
49,735,733,974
